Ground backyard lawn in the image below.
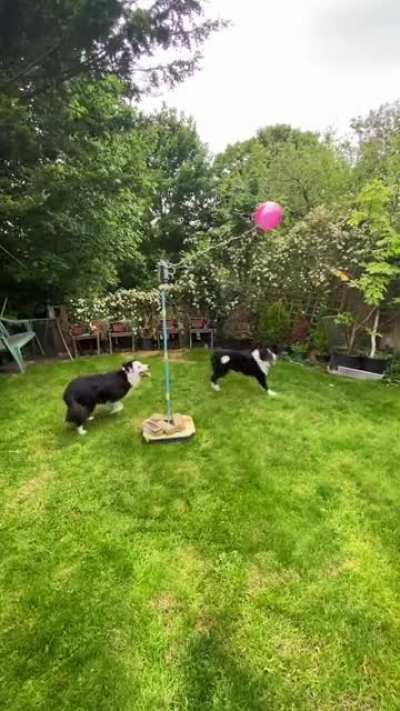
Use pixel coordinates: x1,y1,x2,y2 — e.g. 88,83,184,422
1,351,400,710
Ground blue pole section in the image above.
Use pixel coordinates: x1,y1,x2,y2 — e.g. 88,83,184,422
160,286,173,423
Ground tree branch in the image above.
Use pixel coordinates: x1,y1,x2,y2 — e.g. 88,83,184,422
2,40,62,88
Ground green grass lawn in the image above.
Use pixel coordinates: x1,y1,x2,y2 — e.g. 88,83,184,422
1,352,400,710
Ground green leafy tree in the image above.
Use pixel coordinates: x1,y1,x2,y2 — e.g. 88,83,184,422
349,179,400,356
0,0,225,305
213,125,351,232
0,78,154,301
145,108,213,256
0,0,224,98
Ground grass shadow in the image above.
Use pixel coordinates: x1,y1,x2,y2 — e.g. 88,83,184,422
182,630,269,710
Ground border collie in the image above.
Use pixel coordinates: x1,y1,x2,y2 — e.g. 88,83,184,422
63,360,149,435
211,347,277,395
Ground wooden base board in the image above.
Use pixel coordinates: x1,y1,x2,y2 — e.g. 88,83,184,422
142,415,196,444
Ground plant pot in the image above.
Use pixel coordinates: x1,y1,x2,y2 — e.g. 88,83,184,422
71,323,89,336
330,353,361,370
360,356,387,374
329,352,388,381
111,321,127,333
191,319,206,329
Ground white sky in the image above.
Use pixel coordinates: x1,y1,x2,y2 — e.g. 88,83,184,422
143,0,400,153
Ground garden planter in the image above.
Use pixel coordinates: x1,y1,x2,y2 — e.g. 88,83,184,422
329,352,388,381
111,322,127,333
191,318,205,329
70,323,90,336
330,353,361,370
360,356,387,375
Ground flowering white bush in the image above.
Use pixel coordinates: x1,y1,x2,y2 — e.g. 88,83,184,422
68,287,187,334
66,296,109,324
176,207,369,324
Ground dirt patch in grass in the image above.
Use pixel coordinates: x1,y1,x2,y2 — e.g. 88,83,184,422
247,567,301,595
195,612,215,635
325,559,359,579
13,471,52,504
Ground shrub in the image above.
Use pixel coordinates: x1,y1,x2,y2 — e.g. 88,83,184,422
223,305,254,342
257,302,291,346
310,322,329,354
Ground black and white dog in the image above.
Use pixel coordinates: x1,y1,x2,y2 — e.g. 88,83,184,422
63,360,149,435
211,347,277,396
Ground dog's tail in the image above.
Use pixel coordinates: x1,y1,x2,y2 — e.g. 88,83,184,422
63,392,88,426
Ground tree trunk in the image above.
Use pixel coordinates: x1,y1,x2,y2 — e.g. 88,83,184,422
369,309,380,358
348,324,358,353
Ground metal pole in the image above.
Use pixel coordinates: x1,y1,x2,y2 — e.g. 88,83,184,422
159,261,173,423
160,287,173,423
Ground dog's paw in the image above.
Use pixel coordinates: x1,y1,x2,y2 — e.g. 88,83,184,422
268,390,278,398
88,416,95,421
77,426,87,436
211,383,221,392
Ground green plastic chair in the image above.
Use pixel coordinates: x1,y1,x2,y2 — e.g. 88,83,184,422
0,318,42,372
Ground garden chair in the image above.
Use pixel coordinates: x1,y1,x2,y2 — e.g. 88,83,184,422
70,323,101,357
0,317,44,372
189,317,215,349
108,321,135,353
157,319,182,349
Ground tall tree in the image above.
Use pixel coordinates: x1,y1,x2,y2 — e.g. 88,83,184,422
0,78,154,302
146,107,213,254
116,106,214,289
348,179,400,356
0,0,224,98
352,100,400,185
0,0,226,304
212,125,351,231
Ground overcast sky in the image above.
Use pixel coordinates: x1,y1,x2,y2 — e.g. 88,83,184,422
143,0,400,153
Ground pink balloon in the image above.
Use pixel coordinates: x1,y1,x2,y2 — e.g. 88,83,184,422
253,201,283,231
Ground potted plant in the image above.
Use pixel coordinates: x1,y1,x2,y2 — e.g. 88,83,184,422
70,322,90,337
359,315,388,375
329,312,389,380
330,313,362,370
110,321,129,333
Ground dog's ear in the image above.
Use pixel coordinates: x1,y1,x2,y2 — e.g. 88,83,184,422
122,360,134,371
